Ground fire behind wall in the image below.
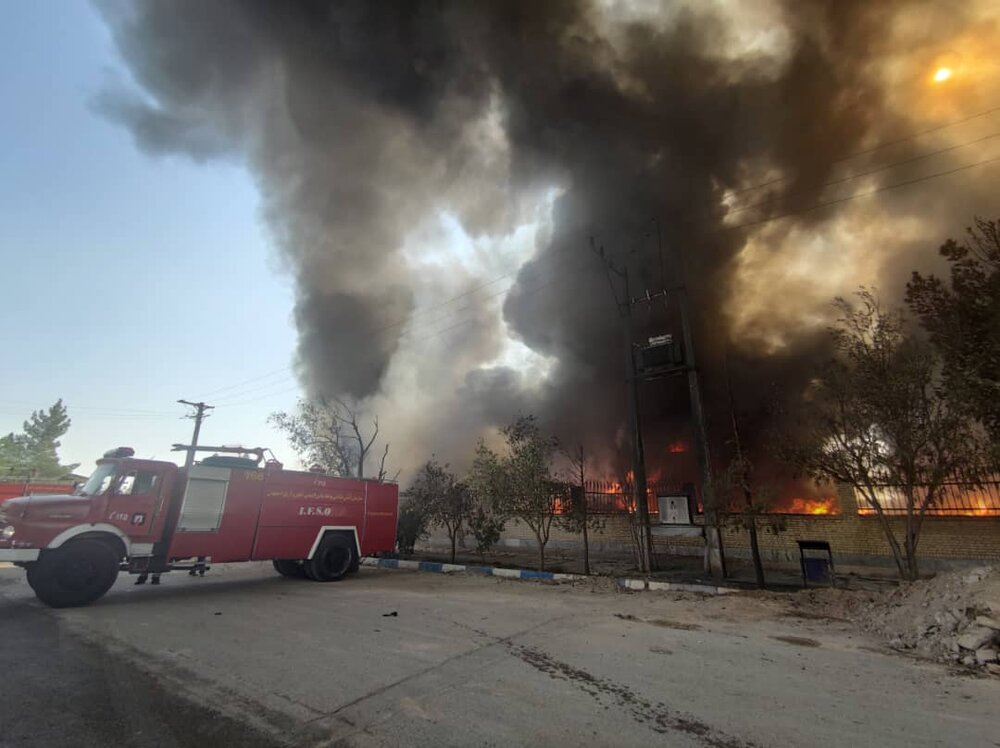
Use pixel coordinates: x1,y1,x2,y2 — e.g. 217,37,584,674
96,1,1000,484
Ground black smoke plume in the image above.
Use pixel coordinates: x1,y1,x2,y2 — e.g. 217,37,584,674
96,0,1000,484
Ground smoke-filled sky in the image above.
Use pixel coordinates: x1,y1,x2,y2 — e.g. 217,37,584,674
6,0,998,480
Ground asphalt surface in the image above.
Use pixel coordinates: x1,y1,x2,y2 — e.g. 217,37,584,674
0,577,281,748
1,562,997,747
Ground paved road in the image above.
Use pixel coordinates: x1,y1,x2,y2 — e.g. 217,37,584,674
1,563,997,747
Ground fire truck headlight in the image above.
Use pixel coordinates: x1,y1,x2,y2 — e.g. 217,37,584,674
1,525,14,540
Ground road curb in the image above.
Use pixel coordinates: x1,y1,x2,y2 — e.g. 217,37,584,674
616,578,738,595
361,558,740,595
361,557,582,582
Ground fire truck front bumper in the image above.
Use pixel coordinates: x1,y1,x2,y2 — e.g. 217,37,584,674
0,548,40,563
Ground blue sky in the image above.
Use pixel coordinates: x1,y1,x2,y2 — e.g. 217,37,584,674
0,1,303,472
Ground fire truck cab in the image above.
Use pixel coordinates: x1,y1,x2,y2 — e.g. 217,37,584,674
0,446,398,608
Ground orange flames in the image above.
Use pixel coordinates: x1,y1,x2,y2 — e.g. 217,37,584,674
948,494,999,517
857,489,1000,517
666,440,689,454
780,497,837,515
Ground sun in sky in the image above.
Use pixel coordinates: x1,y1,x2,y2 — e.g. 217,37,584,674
933,66,953,83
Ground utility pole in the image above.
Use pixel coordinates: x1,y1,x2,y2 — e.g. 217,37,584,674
592,238,655,573
654,219,726,579
177,400,214,468
622,266,656,572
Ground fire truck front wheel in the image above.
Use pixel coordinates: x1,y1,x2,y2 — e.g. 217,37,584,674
30,539,120,608
306,534,356,582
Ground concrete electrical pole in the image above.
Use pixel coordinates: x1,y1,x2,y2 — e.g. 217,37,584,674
592,238,655,573
653,219,726,579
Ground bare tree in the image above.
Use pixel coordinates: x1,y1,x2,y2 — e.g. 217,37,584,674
722,355,767,588
611,448,651,573
269,396,394,480
718,455,788,590
558,444,604,576
780,289,984,580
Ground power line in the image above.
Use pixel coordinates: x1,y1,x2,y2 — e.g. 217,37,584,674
722,151,1000,233
0,400,177,416
213,383,302,408
213,257,597,407
211,374,303,404
725,130,1000,219
729,103,1000,195
198,108,1000,404
375,152,1000,355
196,368,296,398
194,269,533,402
0,408,178,421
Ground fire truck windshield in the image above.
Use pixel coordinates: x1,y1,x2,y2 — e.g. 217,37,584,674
76,463,118,496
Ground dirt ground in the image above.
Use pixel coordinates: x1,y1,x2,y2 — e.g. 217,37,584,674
413,543,1000,674
827,565,1000,671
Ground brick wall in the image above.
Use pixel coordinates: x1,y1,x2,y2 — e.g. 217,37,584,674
491,484,1000,570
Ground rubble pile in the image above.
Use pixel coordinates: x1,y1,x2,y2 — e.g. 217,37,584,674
847,566,1000,672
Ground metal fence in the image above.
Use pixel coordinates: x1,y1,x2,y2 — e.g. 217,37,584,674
860,476,1000,516
581,480,698,515
581,475,1000,518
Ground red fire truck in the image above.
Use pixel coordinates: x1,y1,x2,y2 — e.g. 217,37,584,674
0,445,398,608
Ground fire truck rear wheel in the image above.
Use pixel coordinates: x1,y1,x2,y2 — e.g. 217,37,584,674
272,559,309,579
306,534,356,582
31,539,120,608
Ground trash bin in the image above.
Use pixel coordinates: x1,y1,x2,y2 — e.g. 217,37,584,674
803,557,831,584
797,539,836,588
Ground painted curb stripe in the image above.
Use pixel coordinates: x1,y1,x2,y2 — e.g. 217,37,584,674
491,567,522,579
361,557,572,582
360,557,738,595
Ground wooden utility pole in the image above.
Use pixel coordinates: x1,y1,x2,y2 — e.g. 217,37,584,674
177,400,214,468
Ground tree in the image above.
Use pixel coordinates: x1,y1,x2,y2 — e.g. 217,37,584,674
558,444,604,576
270,396,393,479
907,217,1000,446
396,497,430,555
404,459,472,563
0,400,77,478
471,415,559,571
0,433,27,476
718,455,788,589
780,290,983,580
466,441,508,558
720,356,783,589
